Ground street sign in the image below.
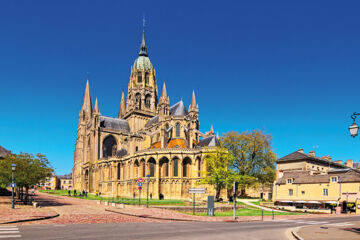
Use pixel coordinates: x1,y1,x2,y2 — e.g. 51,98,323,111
189,188,206,194
146,174,150,178
138,178,143,183
139,186,142,190
138,182,143,187
10,183,16,188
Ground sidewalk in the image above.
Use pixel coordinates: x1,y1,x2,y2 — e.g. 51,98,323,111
294,221,360,240
0,195,57,224
238,199,285,212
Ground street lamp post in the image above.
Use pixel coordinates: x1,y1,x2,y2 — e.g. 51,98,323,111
349,112,360,137
11,163,16,209
146,174,150,208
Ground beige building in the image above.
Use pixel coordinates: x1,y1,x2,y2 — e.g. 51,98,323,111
58,174,73,190
39,174,59,190
274,149,360,214
72,27,220,199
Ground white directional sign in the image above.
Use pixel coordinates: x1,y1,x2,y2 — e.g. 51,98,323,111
189,188,206,194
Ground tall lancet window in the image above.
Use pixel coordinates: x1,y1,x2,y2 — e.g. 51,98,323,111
176,123,180,137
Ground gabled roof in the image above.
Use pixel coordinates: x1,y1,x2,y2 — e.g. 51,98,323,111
100,116,130,132
196,135,219,148
276,169,360,185
170,101,188,116
145,115,159,128
277,151,345,169
0,146,11,158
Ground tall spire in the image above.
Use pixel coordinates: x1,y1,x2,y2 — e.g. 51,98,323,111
118,90,126,118
93,97,100,114
81,78,92,113
139,17,148,57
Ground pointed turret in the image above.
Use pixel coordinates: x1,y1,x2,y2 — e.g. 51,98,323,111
93,98,100,114
161,81,167,97
81,79,92,113
189,89,199,112
118,90,126,118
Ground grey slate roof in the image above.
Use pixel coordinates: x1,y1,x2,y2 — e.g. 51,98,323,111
0,145,11,158
57,173,72,179
170,101,188,116
100,116,130,132
277,151,346,169
145,115,159,128
196,135,219,148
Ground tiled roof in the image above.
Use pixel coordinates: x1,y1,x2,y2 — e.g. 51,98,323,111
196,135,219,148
277,151,345,169
0,145,11,158
167,138,187,149
150,142,161,149
145,115,159,128
169,101,188,116
100,116,130,132
276,169,360,185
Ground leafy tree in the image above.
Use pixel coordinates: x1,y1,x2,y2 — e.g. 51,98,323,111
200,146,235,201
222,130,276,196
0,153,53,196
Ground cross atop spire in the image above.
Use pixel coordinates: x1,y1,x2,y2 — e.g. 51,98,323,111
139,17,148,57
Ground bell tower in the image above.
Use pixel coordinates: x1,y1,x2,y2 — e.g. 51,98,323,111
123,23,158,132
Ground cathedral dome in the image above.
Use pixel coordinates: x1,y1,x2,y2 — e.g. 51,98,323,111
134,56,152,71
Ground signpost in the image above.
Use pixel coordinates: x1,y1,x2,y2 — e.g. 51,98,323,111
138,178,143,206
146,174,150,208
189,188,206,215
233,182,238,220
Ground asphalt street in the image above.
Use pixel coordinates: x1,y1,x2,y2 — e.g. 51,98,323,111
12,216,360,240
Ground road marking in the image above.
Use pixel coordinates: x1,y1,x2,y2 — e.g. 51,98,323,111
326,222,354,227
0,226,21,238
273,219,328,225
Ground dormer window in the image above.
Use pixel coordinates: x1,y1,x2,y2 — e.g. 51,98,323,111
330,176,338,183
287,178,293,184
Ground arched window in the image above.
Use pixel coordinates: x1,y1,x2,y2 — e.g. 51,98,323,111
160,158,169,178
103,135,117,158
135,93,141,109
145,94,151,109
145,73,149,85
137,72,142,83
197,159,201,177
149,158,156,177
117,163,121,180
183,158,191,177
173,158,178,177
176,123,180,137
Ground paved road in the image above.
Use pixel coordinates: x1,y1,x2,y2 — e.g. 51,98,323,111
14,216,360,240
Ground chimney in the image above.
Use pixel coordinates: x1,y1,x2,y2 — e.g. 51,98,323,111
309,150,315,157
322,156,332,161
278,170,284,179
345,159,353,168
334,160,342,165
298,148,304,153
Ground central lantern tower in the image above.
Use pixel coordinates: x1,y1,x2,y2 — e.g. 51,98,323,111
119,26,158,132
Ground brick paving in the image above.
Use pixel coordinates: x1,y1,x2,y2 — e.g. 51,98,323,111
2,192,358,225
0,195,56,223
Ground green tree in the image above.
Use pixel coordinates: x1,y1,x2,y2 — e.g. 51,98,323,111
200,146,235,201
0,153,53,195
222,130,277,196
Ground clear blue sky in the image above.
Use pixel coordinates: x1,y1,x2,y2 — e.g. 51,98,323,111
1,0,360,174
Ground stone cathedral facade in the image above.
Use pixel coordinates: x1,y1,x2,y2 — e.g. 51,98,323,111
72,28,219,199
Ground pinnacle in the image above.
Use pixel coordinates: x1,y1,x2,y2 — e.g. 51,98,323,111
161,81,167,98
118,90,126,118
190,89,197,108
93,97,100,114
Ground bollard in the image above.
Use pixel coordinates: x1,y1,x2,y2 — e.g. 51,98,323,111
262,209,264,221
272,210,274,220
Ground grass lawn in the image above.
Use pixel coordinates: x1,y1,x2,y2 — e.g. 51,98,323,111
39,189,187,206
185,207,304,216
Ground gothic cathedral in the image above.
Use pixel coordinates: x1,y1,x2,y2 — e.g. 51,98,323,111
72,27,219,199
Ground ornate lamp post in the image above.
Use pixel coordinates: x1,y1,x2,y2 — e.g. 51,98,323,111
349,113,360,137
11,163,16,209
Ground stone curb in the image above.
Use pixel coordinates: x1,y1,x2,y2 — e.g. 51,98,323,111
0,211,60,225
106,208,264,223
291,226,304,240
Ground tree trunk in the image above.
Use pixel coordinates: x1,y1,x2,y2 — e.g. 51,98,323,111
215,187,221,201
